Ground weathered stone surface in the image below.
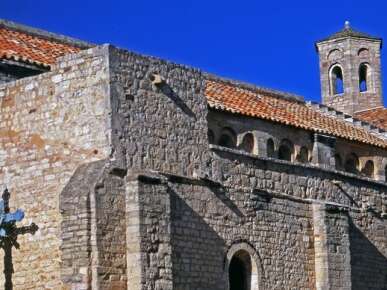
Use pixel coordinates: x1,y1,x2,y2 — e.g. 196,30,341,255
0,45,111,289
0,36,385,290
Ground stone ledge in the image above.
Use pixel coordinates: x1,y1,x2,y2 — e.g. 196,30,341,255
210,144,387,188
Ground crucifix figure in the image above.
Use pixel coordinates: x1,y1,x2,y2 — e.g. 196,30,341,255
0,188,38,290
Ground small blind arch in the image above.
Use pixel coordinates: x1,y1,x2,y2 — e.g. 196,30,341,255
362,160,375,178
218,127,237,149
335,154,343,171
278,139,294,161
240,133,255,154
345,153,359,174
267,138,275,158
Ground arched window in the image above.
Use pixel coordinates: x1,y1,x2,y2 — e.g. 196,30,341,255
345,153,359,174
278,139,294,161
218,127,237,149
297,146,309,163
359,63,370,92
267,138,275,158
240,133,255,154
362,160,374,178
208,129,215,144
330,65,344,95
335,154,343,171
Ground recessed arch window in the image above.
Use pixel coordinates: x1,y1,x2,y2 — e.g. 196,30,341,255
267,138,275,158
297,146,309,163
218,127,237,149
358,48,369,58
327,49,343,61
278,139,294,161
330,65,344,95
345,153,359,174
359,63,371,92
362,160,375,178
335,154,343,171
240,133,255,154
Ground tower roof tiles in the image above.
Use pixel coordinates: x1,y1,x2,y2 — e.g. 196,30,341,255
316,22,382,47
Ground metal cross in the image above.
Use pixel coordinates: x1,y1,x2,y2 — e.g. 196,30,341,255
0,188,38,290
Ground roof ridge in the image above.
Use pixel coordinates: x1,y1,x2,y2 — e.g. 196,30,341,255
0,19,94,49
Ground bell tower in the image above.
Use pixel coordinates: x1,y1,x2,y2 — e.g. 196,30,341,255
316,21,383,115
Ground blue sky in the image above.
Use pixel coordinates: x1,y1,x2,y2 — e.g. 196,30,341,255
2,0,387,103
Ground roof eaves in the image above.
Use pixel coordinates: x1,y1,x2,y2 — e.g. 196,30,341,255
0,19,95,49
204,73,305,103
209,104,387,149
315,28,382,51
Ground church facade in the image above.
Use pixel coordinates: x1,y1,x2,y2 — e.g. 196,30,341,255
0,19,386,289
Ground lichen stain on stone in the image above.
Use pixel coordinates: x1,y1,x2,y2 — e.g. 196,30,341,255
0,129,20,140
30,134,45,149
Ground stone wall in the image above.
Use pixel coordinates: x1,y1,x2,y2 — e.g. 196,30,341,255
349,210,387,289
209,146,387,289
122,142,386,290
0,45,111,289
108,46,386,289
108,46,210,177
126,171,315,290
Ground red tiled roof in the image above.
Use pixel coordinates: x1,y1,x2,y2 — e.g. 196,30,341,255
205,80,387,148
355,107,387,130
0,26,82,67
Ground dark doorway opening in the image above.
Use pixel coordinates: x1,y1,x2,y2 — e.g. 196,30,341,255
229,250,251,290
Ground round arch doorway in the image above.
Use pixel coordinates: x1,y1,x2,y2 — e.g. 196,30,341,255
226,243,261,290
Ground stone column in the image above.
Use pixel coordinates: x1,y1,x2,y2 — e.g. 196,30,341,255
312,134,336,169
125,178,143,290
312,202,352,290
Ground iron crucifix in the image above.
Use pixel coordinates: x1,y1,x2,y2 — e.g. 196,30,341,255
0,188,38,290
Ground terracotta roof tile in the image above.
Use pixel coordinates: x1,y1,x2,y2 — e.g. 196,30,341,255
0,26,82,67
205,80,387,149
355,108,387,130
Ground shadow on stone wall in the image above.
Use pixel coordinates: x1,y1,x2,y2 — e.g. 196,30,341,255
158,82,197,120
169,186,227,290
349,218,387,290
208,186,244,218
213,148,383,208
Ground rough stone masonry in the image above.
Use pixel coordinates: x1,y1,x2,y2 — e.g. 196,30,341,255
0,20,386,290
